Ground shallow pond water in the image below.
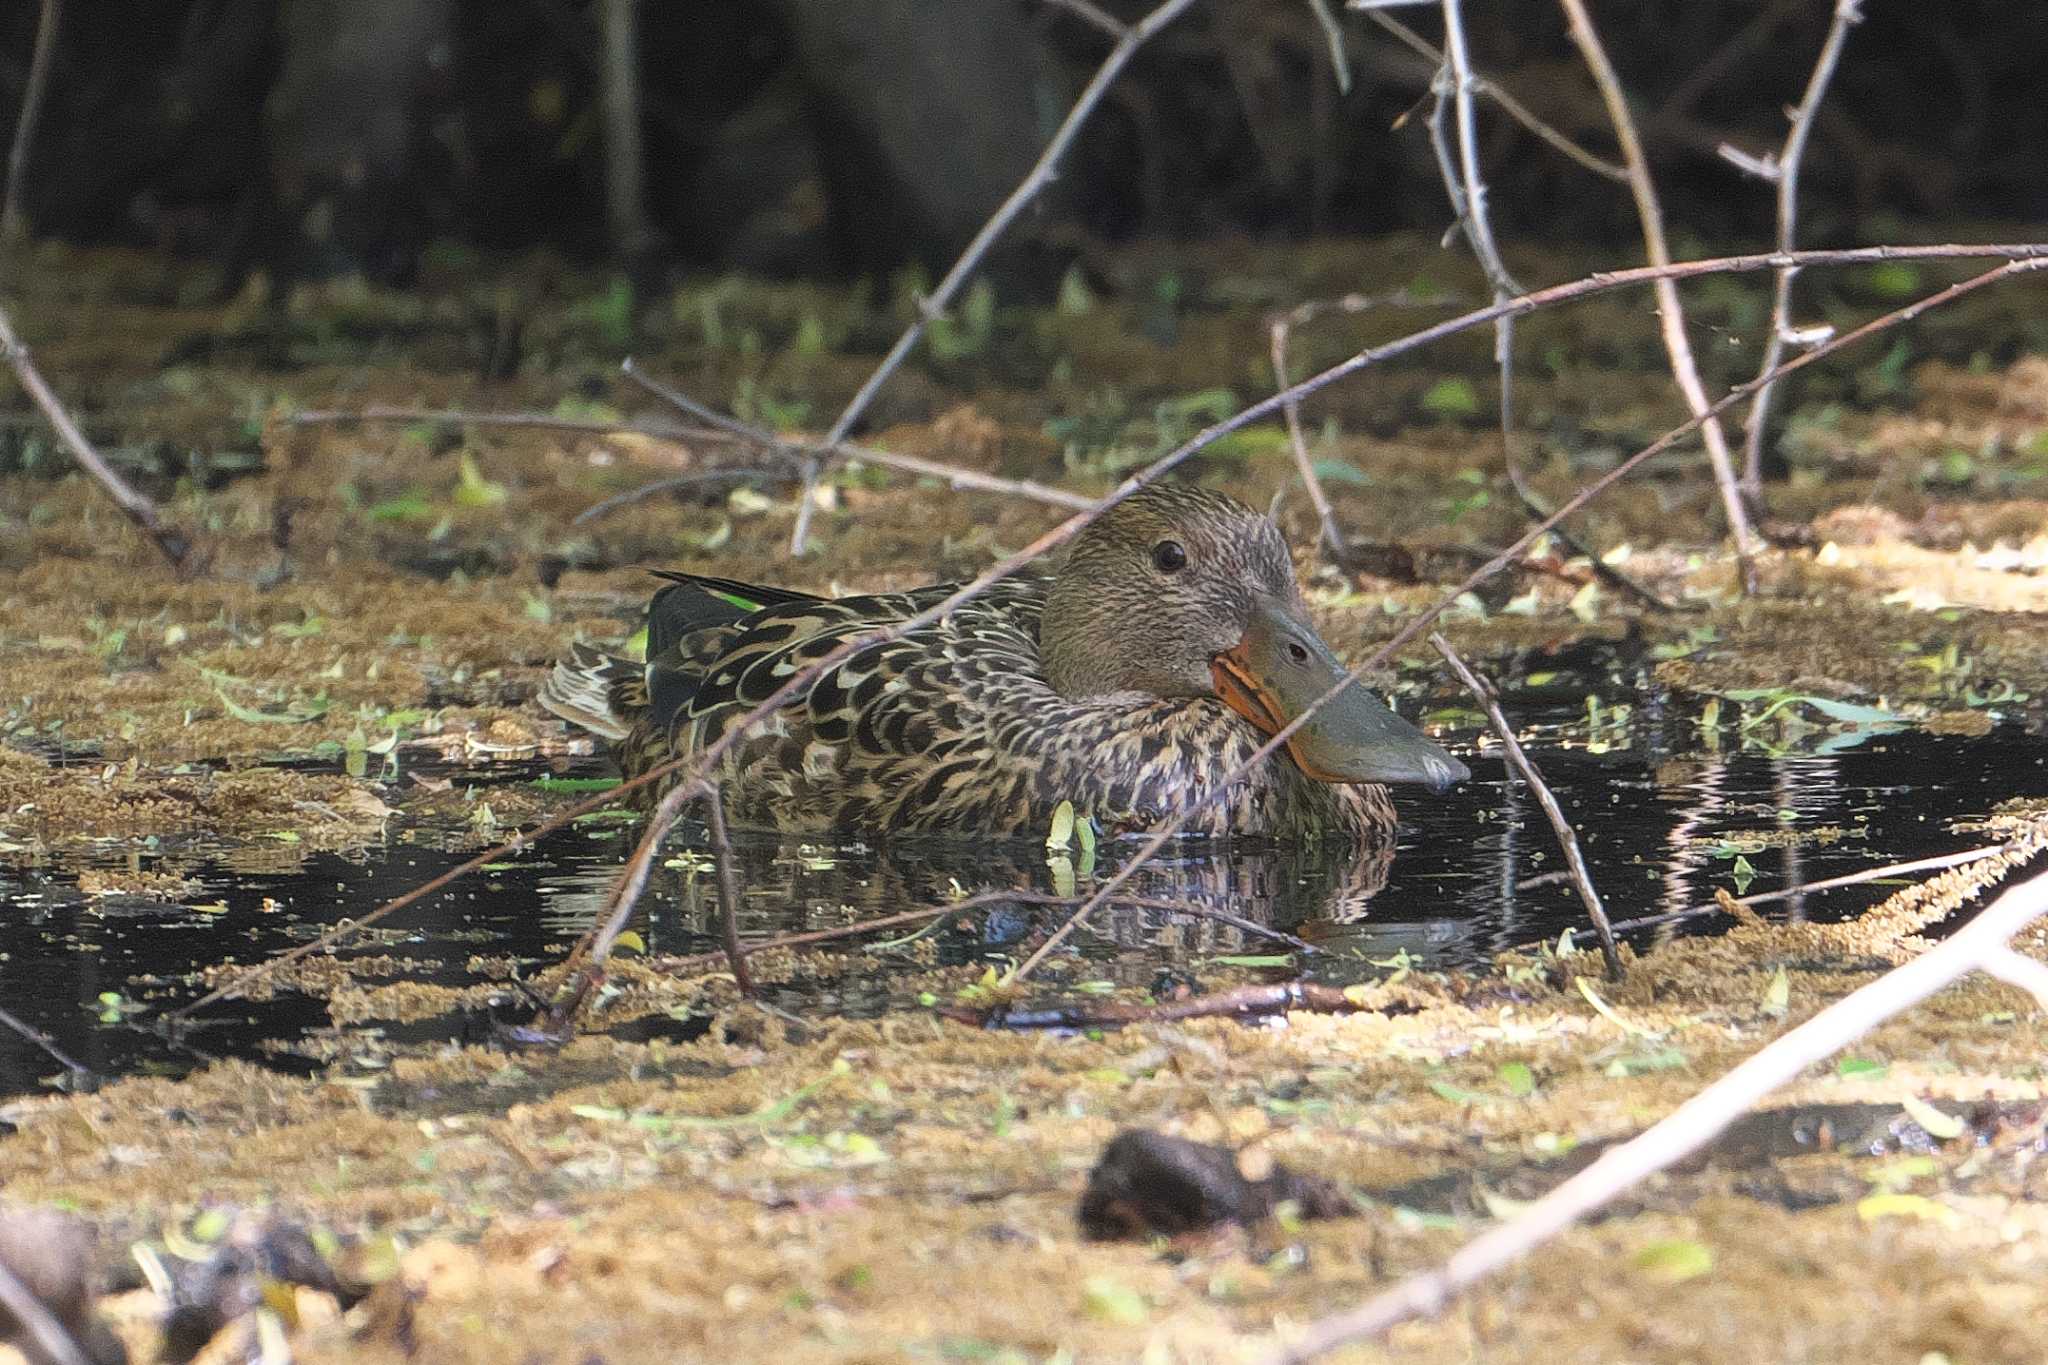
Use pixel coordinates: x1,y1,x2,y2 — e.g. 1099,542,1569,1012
4,693,2043,1098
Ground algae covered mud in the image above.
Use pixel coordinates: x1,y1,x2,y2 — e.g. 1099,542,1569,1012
5,244,2048,1359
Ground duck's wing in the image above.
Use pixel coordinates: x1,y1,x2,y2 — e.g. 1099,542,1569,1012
681,578,1060,828
638,572,836,730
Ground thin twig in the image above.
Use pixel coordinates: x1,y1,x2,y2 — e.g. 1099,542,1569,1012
620,356,1095,511
1266,858,2048,1362
0,1002,93,1085
1424,13,1679,615
289,405,696,438
1003,257,2047,991
571,469,781,525
1432,633,1620,979
787,0,1202,554
700,782,755,997
0,1254,92,1365
296,386,1096,516
0,0,61,251
1978,946,2048,1013
540,778,704,1034
1557,0,1763,590
588,780,701,968
596,0,655,260
1362,10,1627,184
1305,0,1352,95
1737,0,1864,497
1041,0,1128,39
1269,318,1347,560
1568,842,2010,945
961,981,1381,1030
169,245,2048,1021
653,888,1319,976
0,302,192,570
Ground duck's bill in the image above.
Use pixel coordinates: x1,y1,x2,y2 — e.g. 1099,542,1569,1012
1211,605,1469,793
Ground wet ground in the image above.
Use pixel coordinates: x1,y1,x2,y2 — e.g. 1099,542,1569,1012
6,702,2044,1097
5,239,2048,1360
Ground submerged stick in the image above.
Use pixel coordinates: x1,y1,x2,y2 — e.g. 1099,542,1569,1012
786,0,1203,554
1432,633,1621,978
1266,859,2048,1362
0,303,193,570
653,888,1318,976
701,781,755,998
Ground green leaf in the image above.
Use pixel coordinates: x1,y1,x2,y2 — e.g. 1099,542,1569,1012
1311,458,1370,486
1605,1046,1688,1077
1761,964,1789,1016
1429,1078,1486,1106
366,489,435,523
215,687,328,725
1420,377,1480,420
1633,1239,1714,1282
454,451,509,508
1857,1192,1957,1227
530,776,623,793
1837,1057,1889,1080
1497,1062,1536,1097
1801,696,1900,726
1203,954,1295,969
1862,262,1923,299
1730,854,1757,895
1083,1277,1149,1326
1046,800,1075,852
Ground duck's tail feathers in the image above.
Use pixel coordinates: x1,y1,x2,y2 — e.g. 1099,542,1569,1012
537,644,646,742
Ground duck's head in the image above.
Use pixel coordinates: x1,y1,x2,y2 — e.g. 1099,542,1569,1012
1040,483,1469,793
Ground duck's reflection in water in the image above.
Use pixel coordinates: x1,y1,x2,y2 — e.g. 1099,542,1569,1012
625,824,1473,999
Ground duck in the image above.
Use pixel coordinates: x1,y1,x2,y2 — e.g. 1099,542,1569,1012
538,482,1468,839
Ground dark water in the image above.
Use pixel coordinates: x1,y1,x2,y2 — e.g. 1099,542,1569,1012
2,698,2044,1096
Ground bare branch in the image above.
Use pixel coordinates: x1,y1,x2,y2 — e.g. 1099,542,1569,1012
701,781,755,998
1305,0,1353,95
0,1252,93,1365
1739,0,1865,496
0,302,192,570
1557,0,1763,589
1578,842,2012,945
0,0,61,254
787,0,1203,554
1041,0,1128,40
1364,11,1627,183
1977,945,2048,1013
621,358,1096,512
1432,633,1620,978
1266,861,2048,1362
1269,318,1347,560
653,888,1316,977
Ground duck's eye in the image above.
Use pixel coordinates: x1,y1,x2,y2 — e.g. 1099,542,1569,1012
1151,539,1188,573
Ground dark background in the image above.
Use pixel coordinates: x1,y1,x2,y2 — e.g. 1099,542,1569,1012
3,0,2042,291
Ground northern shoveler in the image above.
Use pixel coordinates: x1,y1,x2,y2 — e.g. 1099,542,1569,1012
539,483,1467,838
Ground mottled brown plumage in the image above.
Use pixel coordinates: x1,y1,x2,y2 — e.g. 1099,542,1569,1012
539,484,1466,838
